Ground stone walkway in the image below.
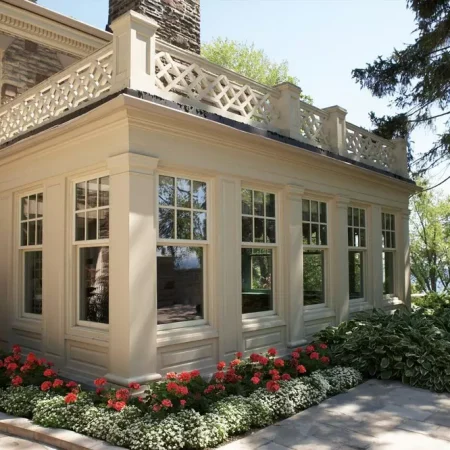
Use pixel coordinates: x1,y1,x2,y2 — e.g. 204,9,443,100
0,432,58,449
221,379,450,450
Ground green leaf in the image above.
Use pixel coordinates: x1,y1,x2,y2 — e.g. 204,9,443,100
380,357,390,369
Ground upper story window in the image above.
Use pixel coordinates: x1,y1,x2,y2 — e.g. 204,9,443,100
20,193,44,315
348,207,366,300
241,188,277,315
302,199,327,306
157,175,208,327
74,176,109,325
382,212,396,296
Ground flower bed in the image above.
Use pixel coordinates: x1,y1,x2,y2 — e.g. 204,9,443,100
0,345,362,450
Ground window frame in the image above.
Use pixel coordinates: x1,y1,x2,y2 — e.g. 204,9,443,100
18,190,44,319
348,206,368,302
72,173,110,330
241,185,279,319
156,172,211,331
302,198,329,311
382,212,397,299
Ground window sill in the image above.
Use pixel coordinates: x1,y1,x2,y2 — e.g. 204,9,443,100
66,325,109,345
242,315,285,333
304,306,336,322
349,300,373,314
157,324,219,348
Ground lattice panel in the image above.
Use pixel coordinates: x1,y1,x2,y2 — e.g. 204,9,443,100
154,51,277,124
298,106,330,149
346,126,396,170
0,47,114,145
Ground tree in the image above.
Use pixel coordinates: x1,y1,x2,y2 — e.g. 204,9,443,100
352,0,450,174
410,183,450,293
202,38,312,103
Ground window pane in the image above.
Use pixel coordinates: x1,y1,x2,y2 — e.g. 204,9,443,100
37,193,44,218
159,208,175,239
348,207,352,226
87,210,97,240
353,208,360,227
265,193,275,218
349,251,364,299
21,197,28,221
254,191,264,216
320,202,327,223
382,213,386,230
177,210,191,240
29,194,37,219
360,209,366,228
87,179,98,209
348,227,353,247
303,251,324,306
391,231,396,249
303,223,310,245
266,219,276,243
98,209,109,239
24,251,42,314
386,231,391,248
383,251,395,295
75,212,86,241
390,215,395,231
99,177,109,207
79,247,109,324
28,220,36,246
193,181,207,210
193,212,207,240
177,178,191,208
157,246,203,324
254,218,264,242
311,223,319,245
242,217,253,242
320,225,327,245
76,182,86,211
354,228,360,247
241,189,252,215
36,219,43,245
360,228,366,247
241,248,273,314
159,176,175,206
311,201,319,222
21,222,28,246
382,231,386,248
302,200,310,222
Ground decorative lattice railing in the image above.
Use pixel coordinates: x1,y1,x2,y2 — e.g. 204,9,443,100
298,101,330,149
154,42,279,125
345,123,396,171
0,44,114,145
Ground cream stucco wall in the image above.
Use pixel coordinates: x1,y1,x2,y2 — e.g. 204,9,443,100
0,94,415,383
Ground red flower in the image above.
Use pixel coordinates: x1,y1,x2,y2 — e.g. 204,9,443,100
230,359,240,367
43,369,56,378
291,352,300,359
259,357,269,366
53,379,64,388
282,374,291,381
236,351,243,359
7,363,18,372
138,397,144,403
310,352,320,360
4,356,14,364
320,356,330,365
162,399,173,408
267,348,277,356
254,372,262,378
180,399,187,406
113,401,126,412
26,353,37,363
41,381,52,391
295,347,303,353
177,385,189,396
153,404,161,412
116,388,130,401
166,372,177,380
66,381,78,389
250,353,260,362
297,365,307,374
319,343,328,349
217,361,226,371
167,382,179,394
94,377,107,387
266,380,280,392
0,361,3,368
12,345,21,354
250,376,260,385
20,363,31,373
215,371,225,381
64,393,77,404
190,370,200,377
305,345,315,354
128,382,141,390
96,388,103,395
11,376,23,386
177,372,192,383
274,358,285,368
269,369,279,376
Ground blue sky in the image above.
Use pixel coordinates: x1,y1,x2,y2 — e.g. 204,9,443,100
39,0,449,191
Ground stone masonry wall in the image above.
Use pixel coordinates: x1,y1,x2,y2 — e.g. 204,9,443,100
108,0,200,54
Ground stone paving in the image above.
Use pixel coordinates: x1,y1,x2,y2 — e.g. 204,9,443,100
0,431,58,449
221,379,450,450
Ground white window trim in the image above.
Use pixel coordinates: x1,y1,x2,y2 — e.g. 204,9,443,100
241,185,279,320
70,171,110,332
156,172,211,332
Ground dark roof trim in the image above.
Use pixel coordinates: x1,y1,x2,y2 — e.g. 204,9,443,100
0,87,415,186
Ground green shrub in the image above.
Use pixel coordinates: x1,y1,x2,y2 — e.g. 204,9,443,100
316,308,450,392
413,292,450,310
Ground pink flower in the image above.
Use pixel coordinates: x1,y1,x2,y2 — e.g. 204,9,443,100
41,381,52,391
297,365,307,374
64,393,77,404
113,401,126,412
66,381,78,389
94,377,107,387
259,357,269,366
266,380,280,392
43,369,56,378
166,372,177,380
138,397,144,403
12,345,21,354
7,363,18,372
230,359,241,367
153,404,161,412
116,388,130,401
282,374,291,381
180,399,187,406
267,348,277,356
161,399,173,408
319,343,328,349
305,345,315,354
53,379,64,388
310,352,320,360
11,376,23,386
250,376,260,385
20,363,31,373
236,351,243,359
128,382,141,390
274,358,285,368
190,370,201,377
320,356,330,365
291,352,300,359
215,371,225,381
217,361,226,371
177,372,192,383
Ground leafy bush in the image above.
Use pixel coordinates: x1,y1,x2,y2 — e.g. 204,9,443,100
316,308,450,392
413,292,450,310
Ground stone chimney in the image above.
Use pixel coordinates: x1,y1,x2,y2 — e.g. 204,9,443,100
108,0,200,54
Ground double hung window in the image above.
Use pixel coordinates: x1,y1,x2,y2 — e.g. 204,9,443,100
382,212,396,296
348,207,366,300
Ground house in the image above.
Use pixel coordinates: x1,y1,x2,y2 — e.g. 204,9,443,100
0,0,416,385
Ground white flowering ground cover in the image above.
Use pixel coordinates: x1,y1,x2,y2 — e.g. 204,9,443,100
0,366,362,450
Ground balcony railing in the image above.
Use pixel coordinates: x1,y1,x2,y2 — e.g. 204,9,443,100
0,10,408,178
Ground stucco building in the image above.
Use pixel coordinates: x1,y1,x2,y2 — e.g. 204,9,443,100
0,0,416,385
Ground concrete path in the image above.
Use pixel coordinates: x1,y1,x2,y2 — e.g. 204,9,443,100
221,379,450,450
0,432,58,449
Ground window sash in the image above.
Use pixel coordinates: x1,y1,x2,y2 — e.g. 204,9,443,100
349,250,365,300
383,250,396,296
22,249,43,316
303,249,326,307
